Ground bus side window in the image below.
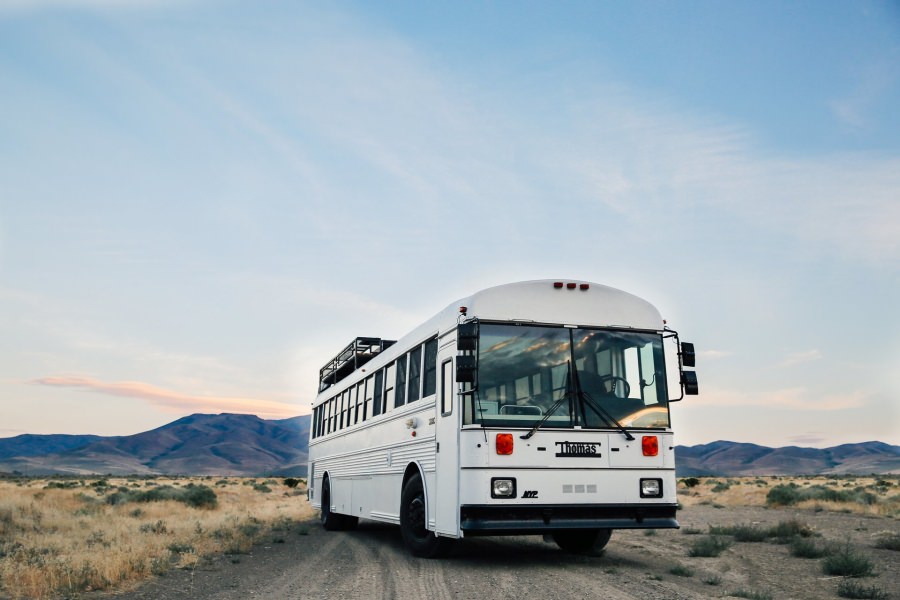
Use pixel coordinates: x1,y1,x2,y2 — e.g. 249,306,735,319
373,369,384,417
362,375,372,422
327,397,334,434
395,356,407,408
424,338,438,397
345,389,353,427
384,363,396,411
441,359,452,415
408,345,422,403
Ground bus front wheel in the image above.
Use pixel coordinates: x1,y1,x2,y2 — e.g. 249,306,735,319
399,473,453,558
552,528,612,555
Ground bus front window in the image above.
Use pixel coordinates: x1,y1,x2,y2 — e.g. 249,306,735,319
465,324,670,429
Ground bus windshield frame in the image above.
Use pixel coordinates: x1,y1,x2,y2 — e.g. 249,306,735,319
463,322,670,430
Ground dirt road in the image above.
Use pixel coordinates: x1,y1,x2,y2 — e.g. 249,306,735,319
111,504,899,600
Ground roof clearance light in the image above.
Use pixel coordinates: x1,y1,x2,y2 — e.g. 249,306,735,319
496,433,514,455
580,283,589,290
566,282,577,289
642,435,659,457
553,282,564,289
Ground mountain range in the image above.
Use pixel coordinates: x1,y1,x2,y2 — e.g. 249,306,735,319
0,414,896,476
0,413,310,477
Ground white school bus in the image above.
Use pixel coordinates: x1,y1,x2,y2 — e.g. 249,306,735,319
307,280,698,557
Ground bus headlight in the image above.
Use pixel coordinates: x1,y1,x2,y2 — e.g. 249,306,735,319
640,478,662,498
491,478,517,498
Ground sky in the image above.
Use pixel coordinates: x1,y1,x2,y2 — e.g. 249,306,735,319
1,0,898,448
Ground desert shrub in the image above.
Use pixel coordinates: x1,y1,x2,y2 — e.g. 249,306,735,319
873,532,900,551
44,480,81,490
167,542,194,554
138,520,168,534
731,589,773,600
669,564,694,577
837,580,890,600
770,519,814,540
681,527,704,535
105,484,217,508
708,524,768,542
766,484,802,506
789,538,832,558
283,477,301,488
252,483,272,493
766,484,877,507
822,543,875,577
702,573,722,586
688,536,732,557
711,482,731,493
680,477,701,488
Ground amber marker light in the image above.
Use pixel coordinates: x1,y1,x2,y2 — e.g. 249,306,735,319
496,433,514,455
642,435,659,456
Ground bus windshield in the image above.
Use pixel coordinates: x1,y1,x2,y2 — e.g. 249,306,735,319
464,323,670,430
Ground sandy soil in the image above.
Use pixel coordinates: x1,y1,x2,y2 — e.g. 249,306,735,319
105,503,899,600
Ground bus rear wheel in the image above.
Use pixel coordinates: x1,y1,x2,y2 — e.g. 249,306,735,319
321,478,358,531
399,473,453,558
552,528,612,555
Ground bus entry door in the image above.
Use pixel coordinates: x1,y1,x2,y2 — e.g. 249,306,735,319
434,355,461,536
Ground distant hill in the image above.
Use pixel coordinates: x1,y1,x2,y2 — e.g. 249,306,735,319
1,417,896,477
0,413,310,477
675,440,900,476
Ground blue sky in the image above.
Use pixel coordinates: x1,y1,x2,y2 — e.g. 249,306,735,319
1,0,898,447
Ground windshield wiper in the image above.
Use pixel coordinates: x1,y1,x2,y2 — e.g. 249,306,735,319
573,368,635,441
578,390,635,441
521,361,573,440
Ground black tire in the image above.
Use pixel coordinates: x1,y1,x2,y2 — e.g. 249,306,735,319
552,528,612,555
399,473,453,558
320,478,343,531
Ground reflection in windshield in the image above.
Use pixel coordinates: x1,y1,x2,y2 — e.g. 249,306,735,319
464,324,669,429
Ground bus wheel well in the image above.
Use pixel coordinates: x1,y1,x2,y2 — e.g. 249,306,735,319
402,464,423,488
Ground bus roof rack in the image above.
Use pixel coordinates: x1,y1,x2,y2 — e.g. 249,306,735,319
319,337,396,392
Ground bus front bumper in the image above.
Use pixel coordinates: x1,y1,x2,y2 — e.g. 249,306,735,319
459,503,678,536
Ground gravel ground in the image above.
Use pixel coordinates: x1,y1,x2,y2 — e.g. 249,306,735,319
105,504,899,600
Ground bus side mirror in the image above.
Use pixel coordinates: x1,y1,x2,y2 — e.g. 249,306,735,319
458,322,477,351
680,342,696,368
456,355,477,383
682,370,699,395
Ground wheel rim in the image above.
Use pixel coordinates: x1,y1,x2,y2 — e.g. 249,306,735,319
408,494,427,538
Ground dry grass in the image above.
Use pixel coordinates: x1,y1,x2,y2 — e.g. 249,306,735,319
677,476,900,518
0,476,312,599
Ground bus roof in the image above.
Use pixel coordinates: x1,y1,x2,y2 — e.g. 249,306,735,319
315,280,663,398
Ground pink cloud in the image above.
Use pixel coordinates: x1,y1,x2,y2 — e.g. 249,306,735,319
32,376,299,419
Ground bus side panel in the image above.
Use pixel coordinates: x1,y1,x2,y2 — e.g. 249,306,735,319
309,402,437,524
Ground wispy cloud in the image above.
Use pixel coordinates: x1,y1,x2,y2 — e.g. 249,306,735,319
689,385,868,411
829,51,900,130
699,350,733,360
0,0,182,16
31,376,299,419
787,433,829,446
779,350,823,368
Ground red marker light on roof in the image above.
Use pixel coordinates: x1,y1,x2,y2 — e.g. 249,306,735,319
580,283,589,290
642,435,659,457
496,433,514,455
566,282,576,290
553,282,564,289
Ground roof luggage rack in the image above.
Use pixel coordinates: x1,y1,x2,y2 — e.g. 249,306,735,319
319,337,396,392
